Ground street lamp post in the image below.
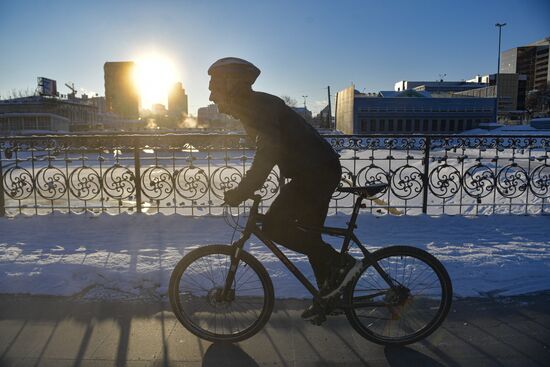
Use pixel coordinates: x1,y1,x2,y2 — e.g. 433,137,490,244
495,22,506,122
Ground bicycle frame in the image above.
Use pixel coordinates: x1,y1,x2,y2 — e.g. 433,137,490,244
222,194,400,306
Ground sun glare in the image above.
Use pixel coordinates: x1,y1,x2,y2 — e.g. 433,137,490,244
133,53,179,110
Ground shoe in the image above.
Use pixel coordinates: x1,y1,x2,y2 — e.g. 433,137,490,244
301,296,341,320
309,313,327,326
321,254,362,299
301,302,322,319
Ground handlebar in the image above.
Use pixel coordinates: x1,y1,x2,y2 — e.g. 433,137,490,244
222,193,262,208
222,194,263,233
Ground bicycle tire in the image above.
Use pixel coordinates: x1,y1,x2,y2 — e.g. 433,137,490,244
344,246,452,345
169,245,274,343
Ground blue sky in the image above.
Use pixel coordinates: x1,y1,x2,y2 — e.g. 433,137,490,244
1,0,549,115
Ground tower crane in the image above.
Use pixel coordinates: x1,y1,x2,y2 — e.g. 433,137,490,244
65,82,77,99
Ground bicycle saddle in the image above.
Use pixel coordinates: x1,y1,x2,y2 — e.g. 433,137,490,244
336,183,388,198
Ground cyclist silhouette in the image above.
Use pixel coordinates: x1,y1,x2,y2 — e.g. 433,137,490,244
208,57,361,318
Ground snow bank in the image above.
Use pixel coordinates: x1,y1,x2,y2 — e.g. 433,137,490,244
0,212,549,299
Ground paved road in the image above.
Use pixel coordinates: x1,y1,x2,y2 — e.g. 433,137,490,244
1,293,549,366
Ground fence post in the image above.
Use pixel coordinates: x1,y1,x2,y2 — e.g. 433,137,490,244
422,136,431,214
0,148,5,217
133,141,143,214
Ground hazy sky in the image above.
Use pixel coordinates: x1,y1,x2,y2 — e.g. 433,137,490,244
1,0,549,115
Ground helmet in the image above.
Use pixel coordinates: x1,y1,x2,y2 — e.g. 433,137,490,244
208,57,260,84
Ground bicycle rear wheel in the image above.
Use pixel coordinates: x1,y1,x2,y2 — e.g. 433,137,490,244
345,246,452,345
169,245,274,343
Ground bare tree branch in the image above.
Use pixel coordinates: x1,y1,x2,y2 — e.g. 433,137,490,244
280,95,297,107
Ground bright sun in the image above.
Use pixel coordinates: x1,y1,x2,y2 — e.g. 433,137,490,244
133,53,179,110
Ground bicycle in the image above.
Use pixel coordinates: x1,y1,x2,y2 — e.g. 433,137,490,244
169,183,453,345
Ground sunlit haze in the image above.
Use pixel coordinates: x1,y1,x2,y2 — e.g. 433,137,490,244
133,53,180,110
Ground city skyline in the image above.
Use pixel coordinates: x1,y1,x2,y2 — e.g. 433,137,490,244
1,0,549,115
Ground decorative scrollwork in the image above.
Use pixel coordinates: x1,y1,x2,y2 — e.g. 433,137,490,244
2,133,550,216
3,166,34,200
529,164,550,198
257,170,280,201
442,137,463,151
483,137,498,150
35,166,67,200
209,166,242,199
68,166,101,201
329,137,346,151
399,137,417,150
496,164,528,198
365,138,382,150
384,138,398,150
356,164,389,199
391,165,423,200
102,164,135,200
174,166,209,201
430,137,446,150
429,164,461,199
141,166,173,201
462,163,495,199
332,167,354,200
464,137,483,149
347,137,363,150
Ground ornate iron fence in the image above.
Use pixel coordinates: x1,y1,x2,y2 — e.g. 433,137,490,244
0,133,549,217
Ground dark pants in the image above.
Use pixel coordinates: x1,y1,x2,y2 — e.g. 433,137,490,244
263,163,342,288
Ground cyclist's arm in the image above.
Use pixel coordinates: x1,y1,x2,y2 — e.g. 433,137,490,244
237,133,276,196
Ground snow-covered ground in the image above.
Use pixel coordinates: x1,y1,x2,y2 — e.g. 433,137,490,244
1,212,548,300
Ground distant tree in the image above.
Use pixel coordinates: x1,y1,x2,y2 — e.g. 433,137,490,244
525,91,539,113
526,83,550,117
280,95,297,107
541,83,550,115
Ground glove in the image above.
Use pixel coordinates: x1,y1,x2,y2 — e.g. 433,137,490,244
224,188,245,207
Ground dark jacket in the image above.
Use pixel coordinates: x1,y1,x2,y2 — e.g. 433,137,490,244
231,91,340,195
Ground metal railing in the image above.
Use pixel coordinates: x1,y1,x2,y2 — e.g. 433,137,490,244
0,133,549,216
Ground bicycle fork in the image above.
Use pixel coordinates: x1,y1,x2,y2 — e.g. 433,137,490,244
220,237,247,301
221,196,264,301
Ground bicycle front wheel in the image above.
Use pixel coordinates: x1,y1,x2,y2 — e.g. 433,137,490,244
345,246,452,345
169,245,274,343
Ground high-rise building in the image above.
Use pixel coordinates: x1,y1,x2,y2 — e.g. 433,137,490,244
501,37,550,92
168,82,188,118
104,62,140,119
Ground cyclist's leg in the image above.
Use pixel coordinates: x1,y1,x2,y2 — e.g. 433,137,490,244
263,171,341,288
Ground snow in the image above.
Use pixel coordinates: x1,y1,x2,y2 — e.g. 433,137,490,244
1,212,549,300
460,124,550,135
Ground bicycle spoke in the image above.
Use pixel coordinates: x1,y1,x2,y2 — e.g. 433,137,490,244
349,249,450,344
173,249,269,339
